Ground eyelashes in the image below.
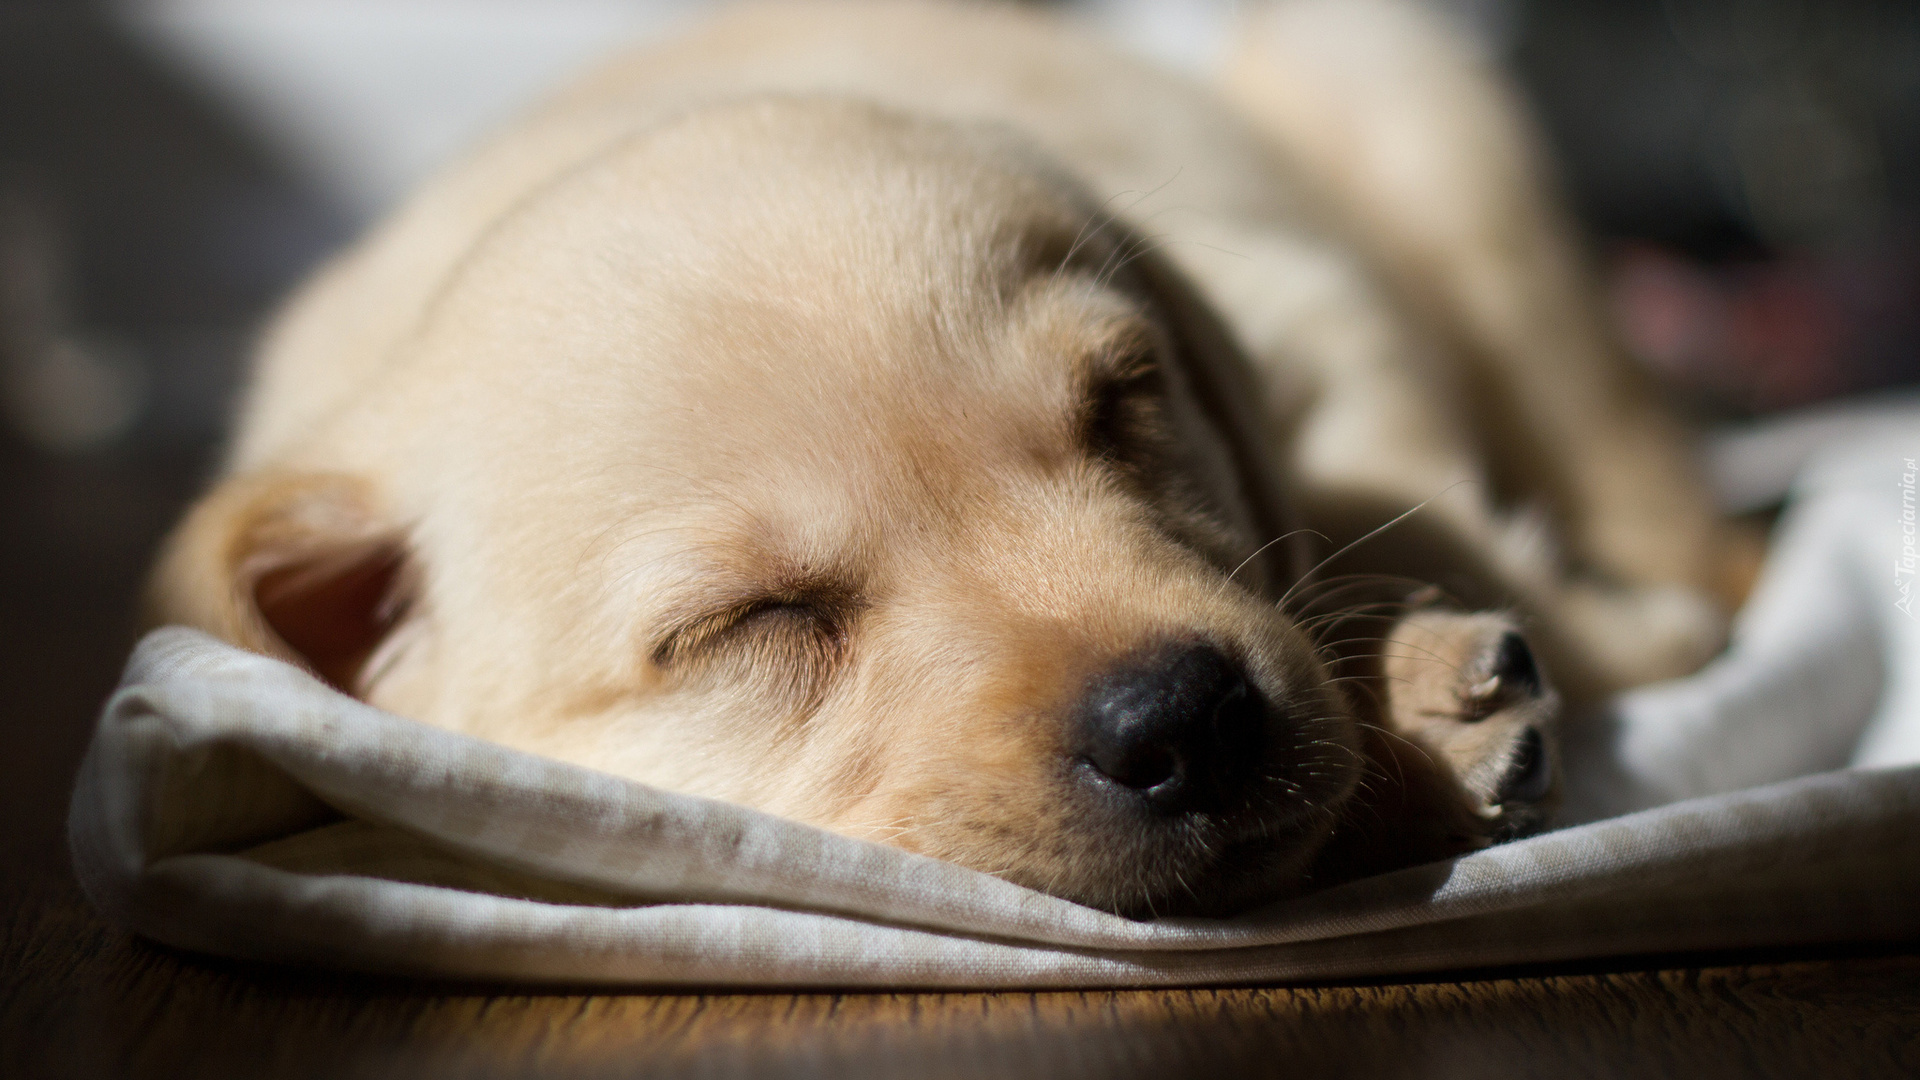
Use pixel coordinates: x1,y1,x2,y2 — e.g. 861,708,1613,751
652,592,855,701
730,599,847,656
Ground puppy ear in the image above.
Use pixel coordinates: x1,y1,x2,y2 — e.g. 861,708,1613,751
146,472,412,696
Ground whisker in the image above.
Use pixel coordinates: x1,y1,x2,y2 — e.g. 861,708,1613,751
1357,720,1439,771
1295,600,1423,635
1229,528,1329,586
1276,483,1473,613
1285,573,1433,614
1052,168,1184,286
1314,637,1457,672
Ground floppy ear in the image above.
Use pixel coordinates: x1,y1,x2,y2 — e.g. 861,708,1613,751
1122,243,1309,592
145,472,412,696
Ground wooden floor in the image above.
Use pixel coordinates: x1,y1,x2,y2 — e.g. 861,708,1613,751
3,870,1917,1080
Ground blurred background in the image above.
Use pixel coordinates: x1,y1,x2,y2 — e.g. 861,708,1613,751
2,0,1916,883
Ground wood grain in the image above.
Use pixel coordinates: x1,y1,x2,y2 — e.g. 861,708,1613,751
5,871,1917,1079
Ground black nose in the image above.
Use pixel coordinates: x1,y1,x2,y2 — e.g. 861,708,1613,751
1077,643,1269,812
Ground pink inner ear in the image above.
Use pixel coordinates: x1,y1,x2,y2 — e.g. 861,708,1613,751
253,544,406,695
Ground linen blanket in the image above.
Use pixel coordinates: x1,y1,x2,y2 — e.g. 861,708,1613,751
68,405,1920,988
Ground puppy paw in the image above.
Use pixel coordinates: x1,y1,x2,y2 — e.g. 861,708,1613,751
1378,607,1562,841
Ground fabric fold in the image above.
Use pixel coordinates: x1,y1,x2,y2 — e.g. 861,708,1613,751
69,627,1920,989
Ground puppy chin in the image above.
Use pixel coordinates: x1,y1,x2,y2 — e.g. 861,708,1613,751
899,735,1363,918
1071,784,1356,919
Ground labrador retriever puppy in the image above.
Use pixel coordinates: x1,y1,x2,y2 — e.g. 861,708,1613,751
146,0,1729,916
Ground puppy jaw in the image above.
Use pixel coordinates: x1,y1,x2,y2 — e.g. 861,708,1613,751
833,609,1359,918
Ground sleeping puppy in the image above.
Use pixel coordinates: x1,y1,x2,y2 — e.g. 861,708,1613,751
146,0,1728,916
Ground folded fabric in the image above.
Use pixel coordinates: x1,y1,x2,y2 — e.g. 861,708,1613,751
67,406,1920,988
65,627,1920,987
1563,421,1920,822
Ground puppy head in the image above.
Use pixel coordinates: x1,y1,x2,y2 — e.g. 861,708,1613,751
151,99,1361,916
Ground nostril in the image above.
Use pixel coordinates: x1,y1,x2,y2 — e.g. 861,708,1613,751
1078,643,1265,806
1088,743,1178,792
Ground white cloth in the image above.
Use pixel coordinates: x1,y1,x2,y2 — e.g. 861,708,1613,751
1564,426,1920,820
67,409,1920,988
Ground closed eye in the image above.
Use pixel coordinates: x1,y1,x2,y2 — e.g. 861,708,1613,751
729,599,841,649
654,596,836,660
651,589,857,702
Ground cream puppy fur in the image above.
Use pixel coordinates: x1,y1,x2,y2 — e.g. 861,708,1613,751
148,0,1728,915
